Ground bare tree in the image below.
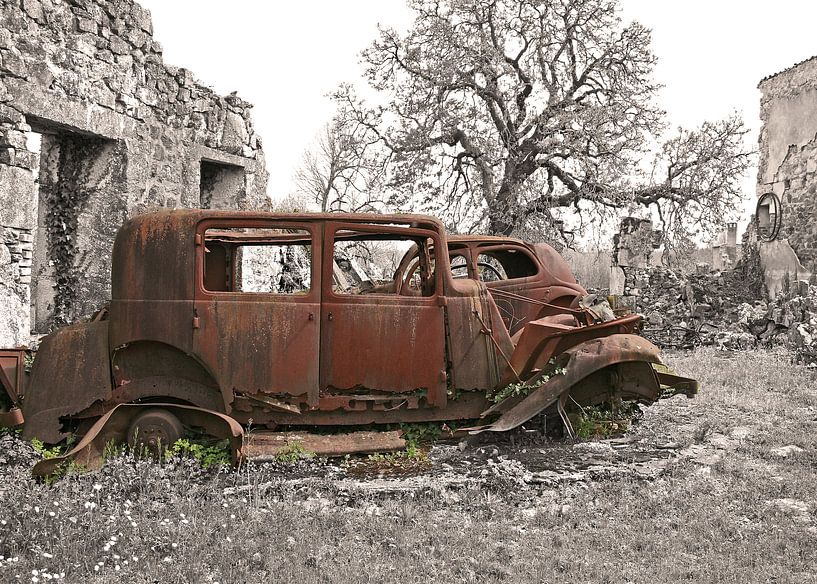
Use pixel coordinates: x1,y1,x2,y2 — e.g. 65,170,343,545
336,0,751,238
294,115,386,213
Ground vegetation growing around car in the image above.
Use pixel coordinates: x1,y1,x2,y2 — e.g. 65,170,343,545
491,361,567,403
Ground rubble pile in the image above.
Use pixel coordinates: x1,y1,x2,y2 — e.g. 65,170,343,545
627,246,817,361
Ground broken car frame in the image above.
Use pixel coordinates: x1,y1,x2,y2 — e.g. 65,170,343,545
10,210,696,475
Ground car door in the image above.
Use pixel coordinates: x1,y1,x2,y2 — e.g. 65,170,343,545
319,221,448,410
193,218,321,409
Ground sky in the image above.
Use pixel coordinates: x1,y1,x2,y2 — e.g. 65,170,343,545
139,0,817,230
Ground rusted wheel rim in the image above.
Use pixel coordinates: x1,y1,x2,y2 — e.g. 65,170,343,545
127,408,184,454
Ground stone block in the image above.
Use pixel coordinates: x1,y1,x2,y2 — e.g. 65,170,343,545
13,150,38,170
109,34,129,55
0,147,15,165
0,164,36,229
221,111,250,155
0,29,11,49
0,49,28,78
0,104,23,124
130,3,153,34
75,16,97,34
21,0,44,24
0,130,27,149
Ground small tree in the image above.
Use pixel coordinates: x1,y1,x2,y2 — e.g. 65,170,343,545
337,0,751,239
294,115,386,213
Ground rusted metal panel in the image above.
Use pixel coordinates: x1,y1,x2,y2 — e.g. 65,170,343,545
500,313,642,386
0,349,25,403
193,219,322,409
245,430,406,460
319,222,448,407
468,334,664,433
0,349,26,428
442,279,498,391
22,321,112,443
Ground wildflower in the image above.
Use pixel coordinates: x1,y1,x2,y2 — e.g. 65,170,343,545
92,484,102,491
48,512,55,518
171,543,178,549
41,553,53,559
114,565,120,572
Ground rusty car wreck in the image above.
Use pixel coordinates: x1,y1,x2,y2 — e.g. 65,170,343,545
6,210,696,475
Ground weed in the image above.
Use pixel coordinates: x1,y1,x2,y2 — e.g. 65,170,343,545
574,402,641,439
273,441,315,463
30,437,63,459
491,360,567,403
166,438,232,468
399,422,443,447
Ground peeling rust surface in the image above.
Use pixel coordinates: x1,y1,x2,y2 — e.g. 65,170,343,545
468,334,665,434
22,321,112,443
245,430,406,460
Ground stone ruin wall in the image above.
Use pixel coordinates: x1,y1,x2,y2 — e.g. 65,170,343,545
0,0,269,347
758,58,817,271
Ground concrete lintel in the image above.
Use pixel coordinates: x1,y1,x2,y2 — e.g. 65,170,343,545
8,80,135,140
192,144,256,170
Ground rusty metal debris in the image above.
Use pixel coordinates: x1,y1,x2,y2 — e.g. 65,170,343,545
5,210,696,474
0,349,25,429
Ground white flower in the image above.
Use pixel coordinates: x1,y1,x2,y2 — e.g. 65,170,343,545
92,484,102,491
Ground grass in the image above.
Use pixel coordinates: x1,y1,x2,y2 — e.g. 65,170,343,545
0,348,815,583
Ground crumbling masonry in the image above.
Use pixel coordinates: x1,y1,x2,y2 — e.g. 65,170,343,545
756,57,817,292
0,0,268,347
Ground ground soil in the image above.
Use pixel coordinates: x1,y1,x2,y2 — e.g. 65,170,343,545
1,348,815,583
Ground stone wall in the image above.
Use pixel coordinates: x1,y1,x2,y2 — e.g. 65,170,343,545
0,0,269,346
757,57,817,270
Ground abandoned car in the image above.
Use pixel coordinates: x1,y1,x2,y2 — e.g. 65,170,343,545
4,210,696,474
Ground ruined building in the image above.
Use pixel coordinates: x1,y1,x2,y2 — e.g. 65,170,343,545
0,0,268,347
756,57,817,295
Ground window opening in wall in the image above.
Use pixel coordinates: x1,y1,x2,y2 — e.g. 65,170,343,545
28,124,116,333
203,227,311,294
200,160,245,209
756,192,782,242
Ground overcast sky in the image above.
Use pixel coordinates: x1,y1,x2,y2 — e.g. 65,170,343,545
140,0,817,224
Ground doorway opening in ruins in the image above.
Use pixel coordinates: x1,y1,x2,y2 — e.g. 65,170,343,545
27,121,123,334
200,159,245,209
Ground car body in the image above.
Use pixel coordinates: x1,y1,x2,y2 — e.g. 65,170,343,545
18,210,696,473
